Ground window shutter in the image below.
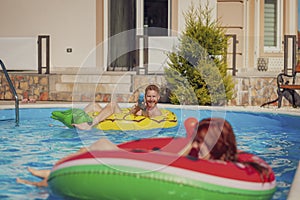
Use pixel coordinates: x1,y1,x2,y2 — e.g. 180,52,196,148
264,0,277,47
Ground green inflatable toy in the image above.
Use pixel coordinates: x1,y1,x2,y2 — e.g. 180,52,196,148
51,108,93,128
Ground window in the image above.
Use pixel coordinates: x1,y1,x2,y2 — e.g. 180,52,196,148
144,0,168,36
107,0,136,71
264,0,281,51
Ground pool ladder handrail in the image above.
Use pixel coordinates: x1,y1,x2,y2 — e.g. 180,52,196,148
0,59,19,126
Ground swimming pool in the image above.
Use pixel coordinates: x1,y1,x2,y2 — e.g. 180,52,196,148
0,106,299,200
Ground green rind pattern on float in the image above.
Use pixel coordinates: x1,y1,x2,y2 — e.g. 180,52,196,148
49,164,276,200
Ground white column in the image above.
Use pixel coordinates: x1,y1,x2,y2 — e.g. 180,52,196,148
253,0,260,68
286,0,298,35
103,0,108,71
136,0,144,35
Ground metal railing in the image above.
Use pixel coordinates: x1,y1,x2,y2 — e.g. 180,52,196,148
0,59,19,126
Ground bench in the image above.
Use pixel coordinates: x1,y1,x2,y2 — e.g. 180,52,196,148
277,64,300,108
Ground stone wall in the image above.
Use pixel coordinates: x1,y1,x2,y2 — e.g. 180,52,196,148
0,73,49,101
0,73,294,107
229,76,277,106
0,73,135,103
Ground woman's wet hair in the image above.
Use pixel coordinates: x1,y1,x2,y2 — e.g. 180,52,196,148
194,118,237,161
192,118,271,181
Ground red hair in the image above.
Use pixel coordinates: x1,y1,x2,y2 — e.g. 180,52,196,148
191,118,271,181
194,118,237,161
145,84,160,94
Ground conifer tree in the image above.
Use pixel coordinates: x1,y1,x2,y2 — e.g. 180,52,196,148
165,4,234,105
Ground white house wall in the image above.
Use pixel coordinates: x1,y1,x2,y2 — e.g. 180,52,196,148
0,0,297,73
0,0,96,70
0,37,37,70
177,0,217,34
148,36,179,73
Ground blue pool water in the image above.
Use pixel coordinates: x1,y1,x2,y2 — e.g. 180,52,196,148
0,107,299,200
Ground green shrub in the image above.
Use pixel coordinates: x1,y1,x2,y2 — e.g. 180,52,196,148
165,4,234,105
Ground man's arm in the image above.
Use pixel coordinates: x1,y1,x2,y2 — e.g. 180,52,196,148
130,104,141,115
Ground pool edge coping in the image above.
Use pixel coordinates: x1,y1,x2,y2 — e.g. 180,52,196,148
1,101,300,117
287,161,300,200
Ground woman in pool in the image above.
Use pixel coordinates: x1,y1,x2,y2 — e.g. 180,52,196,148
184,118,272,179
17,117,270,187
73,84,162,130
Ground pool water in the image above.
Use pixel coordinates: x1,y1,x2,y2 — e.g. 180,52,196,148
0,107,299,200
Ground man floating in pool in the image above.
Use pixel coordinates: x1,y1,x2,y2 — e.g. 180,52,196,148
74,84,162,130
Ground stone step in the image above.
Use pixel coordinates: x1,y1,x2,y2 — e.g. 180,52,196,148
54,71,134,97
61,74,133,84
55,83,132,94
52,67,136,76
49,91,133,102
